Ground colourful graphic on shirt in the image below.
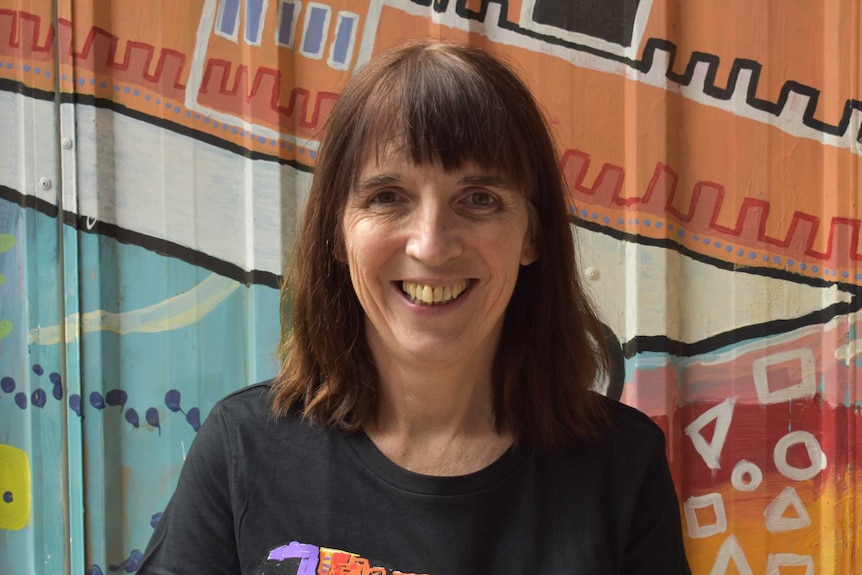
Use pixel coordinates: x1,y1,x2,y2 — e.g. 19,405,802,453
259,541,428,575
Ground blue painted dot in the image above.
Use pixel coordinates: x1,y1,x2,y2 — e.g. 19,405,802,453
7,63,14,70
212,121,218,128
79,78,85,86
677,229,686,237
232,127,237,133
23,65,30,72
240,131,246,137
61,73,67,79
617,218,624,225
811,265,819,272
258,136,265,143
842,271,849,278
591,213,599,220
603,217,610,224
269,139,276,146
800,263,807,270
738,249,745,256
692,234,700,241
749,252,757,259
644,219,651,226
145,94,151,101
581,209,588,217
222,124,228,130
633,218,639,225
100,81,106,88
309,150,317,160
726,245,733,252
113,85,120,91
123,86,130,93
856,274,862,281
195,114,201,120
31,389,47,408
787,260,794,266
655,221,663,229
32,364,44,376
667,223,674,231
714,241,721,248
703,238,710,245
155,99,161,105
299,148,306,155
763,255,770,262
248,132,254,138
133,89,140,96
287,144,294,151
165,101,172,109
14,393,27,410
3,491,12,503
174,106,181,113
44,71,50,78
1,377,14,393
774,256,782,264
186,111,192,117
34,67,40,74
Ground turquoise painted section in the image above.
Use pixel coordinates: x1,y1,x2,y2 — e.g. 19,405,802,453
0,197,280,573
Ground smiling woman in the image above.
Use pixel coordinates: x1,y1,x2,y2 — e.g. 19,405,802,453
139,42,691,575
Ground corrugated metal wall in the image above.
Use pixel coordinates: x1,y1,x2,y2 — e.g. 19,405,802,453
1,0,859,573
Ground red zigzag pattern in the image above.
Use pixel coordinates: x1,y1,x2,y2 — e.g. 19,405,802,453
564,149,862,268
0,9,336,133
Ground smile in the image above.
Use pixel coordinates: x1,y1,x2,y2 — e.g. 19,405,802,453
401,280,471,305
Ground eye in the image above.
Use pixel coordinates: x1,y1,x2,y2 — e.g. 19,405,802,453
462,190,499,209
370,189,400,205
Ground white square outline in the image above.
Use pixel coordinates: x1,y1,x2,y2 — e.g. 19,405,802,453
751,348,816,404
327,12,359,71
244,0,270,46
299,2,332,60
683,492,727,539
214,0,241,42
275,0,302,49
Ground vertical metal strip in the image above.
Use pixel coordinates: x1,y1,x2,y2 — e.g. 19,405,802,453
52,0,85,572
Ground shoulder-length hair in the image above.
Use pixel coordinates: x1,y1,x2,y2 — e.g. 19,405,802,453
272,41,610,447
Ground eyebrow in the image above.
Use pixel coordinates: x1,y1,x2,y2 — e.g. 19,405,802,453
355,172,514,191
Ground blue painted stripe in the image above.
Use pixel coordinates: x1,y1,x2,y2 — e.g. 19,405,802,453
277,2,297,46
218,0,240,37
245,0,266,44
331,14,355,66
302,5,329,56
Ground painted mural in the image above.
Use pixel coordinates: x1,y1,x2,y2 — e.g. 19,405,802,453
0,0,859,573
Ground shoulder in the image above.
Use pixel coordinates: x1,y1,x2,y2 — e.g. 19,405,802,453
595,393,666,447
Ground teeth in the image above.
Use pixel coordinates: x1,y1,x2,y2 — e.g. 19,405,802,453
402,280,469,305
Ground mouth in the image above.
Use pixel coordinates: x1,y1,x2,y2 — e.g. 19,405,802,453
401,280,471,306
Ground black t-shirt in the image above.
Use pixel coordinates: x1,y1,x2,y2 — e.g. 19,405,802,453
139,383,691,575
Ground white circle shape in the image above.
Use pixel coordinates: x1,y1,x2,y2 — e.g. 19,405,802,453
731,459,763,491
773,431,827,481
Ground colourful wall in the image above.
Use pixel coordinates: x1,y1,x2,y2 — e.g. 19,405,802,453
1,1,859,573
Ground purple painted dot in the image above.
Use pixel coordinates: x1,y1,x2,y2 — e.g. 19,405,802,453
31,389,47,408
89,391,105,410
186,407,201,431
32,364,44,376
3,491,12,503
105,389,128,409
69,394,82,417
86,565,104,575
150,512,163,529
146,407,161,429
49,372,62,385
1,376,15,393
15,392,27,409
125,408,140,428
52,384,63,401
164,389,182,412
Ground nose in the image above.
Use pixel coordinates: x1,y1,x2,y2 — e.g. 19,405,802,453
404,202,464,266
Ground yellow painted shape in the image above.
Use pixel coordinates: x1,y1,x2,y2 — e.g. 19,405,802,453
0,320,12,340
0,234,15,252
0,445,30,530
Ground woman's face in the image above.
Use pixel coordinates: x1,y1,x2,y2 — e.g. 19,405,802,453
341,152,538,371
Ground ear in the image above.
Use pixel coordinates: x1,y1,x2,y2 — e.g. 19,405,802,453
520,231,538,266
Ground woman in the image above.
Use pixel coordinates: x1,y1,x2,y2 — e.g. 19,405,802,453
140,42,690,574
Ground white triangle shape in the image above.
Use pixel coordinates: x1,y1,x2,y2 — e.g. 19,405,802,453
709,534,754,575
764,486,812,533
684,398,734,469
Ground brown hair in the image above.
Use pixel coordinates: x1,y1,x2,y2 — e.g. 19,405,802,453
272,41,610,447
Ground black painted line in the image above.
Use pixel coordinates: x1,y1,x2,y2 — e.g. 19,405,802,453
1,185,280,288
